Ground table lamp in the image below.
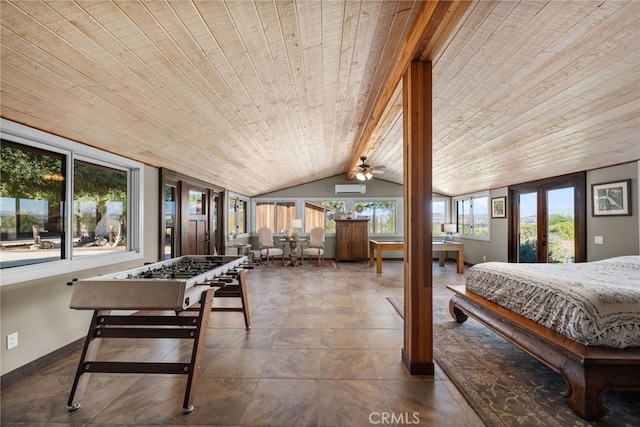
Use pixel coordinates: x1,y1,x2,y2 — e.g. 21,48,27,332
443,223,456,241
290,219,302,240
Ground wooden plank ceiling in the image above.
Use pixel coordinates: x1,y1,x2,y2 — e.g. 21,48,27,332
1,0,639,197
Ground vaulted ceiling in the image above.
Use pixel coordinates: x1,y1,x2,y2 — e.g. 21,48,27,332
1,1,639,197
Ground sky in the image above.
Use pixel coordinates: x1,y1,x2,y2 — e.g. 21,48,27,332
519,187,575,218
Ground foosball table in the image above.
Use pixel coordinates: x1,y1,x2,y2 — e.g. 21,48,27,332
66,254,251,413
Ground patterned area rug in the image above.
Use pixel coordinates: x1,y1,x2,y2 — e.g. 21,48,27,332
387,297,640,427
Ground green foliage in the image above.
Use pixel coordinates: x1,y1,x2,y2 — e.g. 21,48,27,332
548,214,574,241
1,215,16,231
518,216,574,263
519,223,537,241
474,228,489,236
518,239,538,263
2,143,128,242
74,163,127,203
548,233,573,263
1,142,65,201
17,214,40,233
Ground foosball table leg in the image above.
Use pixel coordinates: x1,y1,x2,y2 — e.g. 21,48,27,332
211,270,251,330
182,288,215,413
67,309,108,411
238,270,251,330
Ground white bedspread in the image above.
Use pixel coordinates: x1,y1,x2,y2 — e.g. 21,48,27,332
464,256,640,348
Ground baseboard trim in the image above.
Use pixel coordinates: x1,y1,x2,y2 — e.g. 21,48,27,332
1,338,84,389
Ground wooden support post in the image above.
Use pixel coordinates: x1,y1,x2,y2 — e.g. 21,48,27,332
402,61,434,375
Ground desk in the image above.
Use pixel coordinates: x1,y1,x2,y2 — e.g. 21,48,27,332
369,240,464,274
433,241,464,274
279,238,306,266
369,240,403,274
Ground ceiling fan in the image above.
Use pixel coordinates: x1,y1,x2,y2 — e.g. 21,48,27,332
353,156,386,181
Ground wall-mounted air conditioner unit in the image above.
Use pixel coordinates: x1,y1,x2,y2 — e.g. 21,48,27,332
335,184,366,194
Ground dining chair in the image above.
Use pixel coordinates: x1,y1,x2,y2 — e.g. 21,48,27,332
301,227,325,266
257,227,285,266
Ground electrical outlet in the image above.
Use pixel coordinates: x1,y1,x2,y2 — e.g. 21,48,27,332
7,332,18,349
595,236,604,245
482,255,486,261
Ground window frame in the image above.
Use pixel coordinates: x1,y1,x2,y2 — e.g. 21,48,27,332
1,119,144,286
432,196,451,238
452,191,490,241
507,172,586,263
228,193,249,238
251,197,404,237
353,199,398,235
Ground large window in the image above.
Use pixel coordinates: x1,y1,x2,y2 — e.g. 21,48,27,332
73,160,128,258
255,201,295,233
253,198,402,236
353,200,397,234
432,199,447,234
1,141,66,267
1,120,142,285
453,193,489,238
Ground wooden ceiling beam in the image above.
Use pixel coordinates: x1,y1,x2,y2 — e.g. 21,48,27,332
346,0,471,180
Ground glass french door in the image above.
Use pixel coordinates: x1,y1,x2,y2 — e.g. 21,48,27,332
509,173,586,263
164,184,177,259
186,187,209,255
516,191,538,262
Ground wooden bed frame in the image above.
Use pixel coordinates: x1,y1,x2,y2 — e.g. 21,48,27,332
447,284,640,420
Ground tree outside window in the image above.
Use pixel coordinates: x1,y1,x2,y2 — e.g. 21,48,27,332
1,140,131,268
1,140,66,267
72,160,128,257
353,201,396,234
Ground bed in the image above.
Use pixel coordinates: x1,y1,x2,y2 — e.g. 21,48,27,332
446,255,640,420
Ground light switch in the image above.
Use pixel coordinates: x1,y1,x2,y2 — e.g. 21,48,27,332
594,236,604,245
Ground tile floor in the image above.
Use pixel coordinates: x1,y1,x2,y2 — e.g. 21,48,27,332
1,260,484,426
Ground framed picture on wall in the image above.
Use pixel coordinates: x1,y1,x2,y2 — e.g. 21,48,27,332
592,179,631,216
491,197,506,218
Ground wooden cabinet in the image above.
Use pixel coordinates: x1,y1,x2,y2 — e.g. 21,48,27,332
335,219,369,261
